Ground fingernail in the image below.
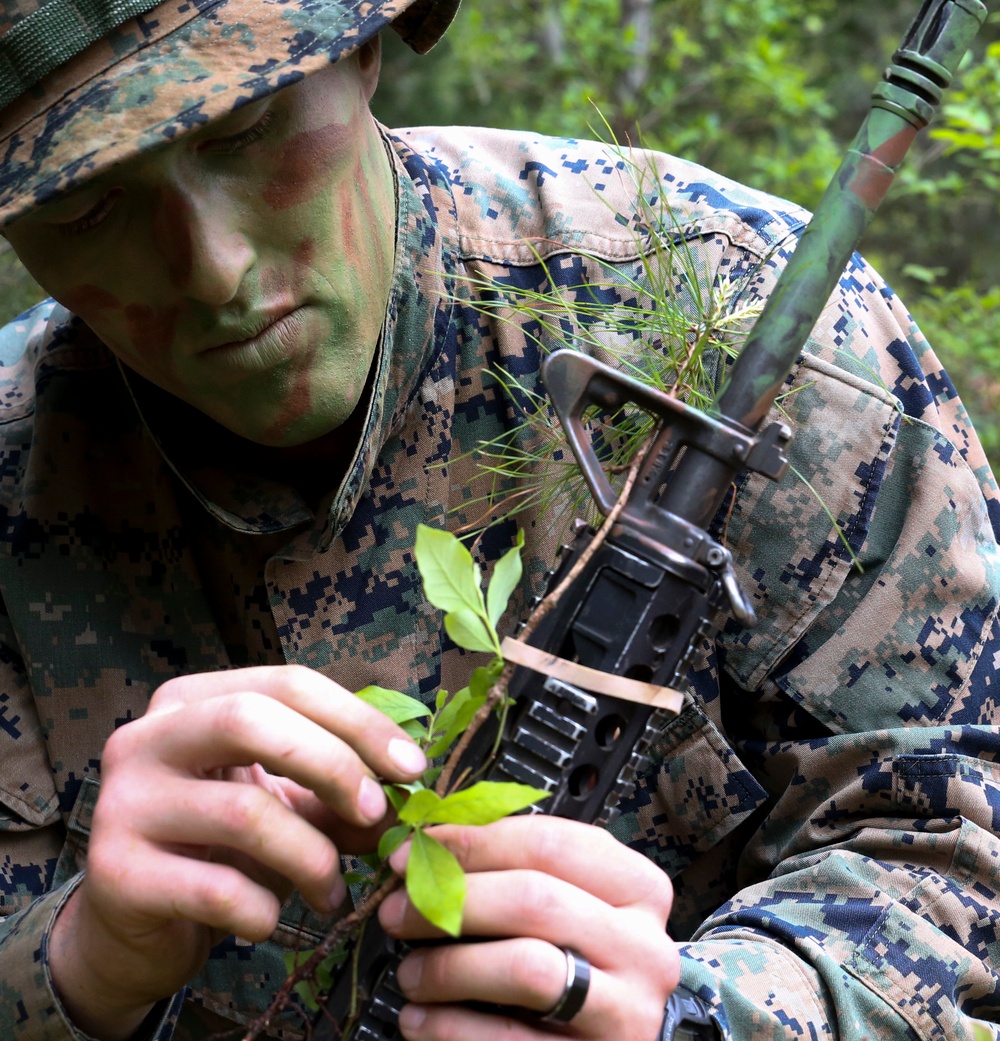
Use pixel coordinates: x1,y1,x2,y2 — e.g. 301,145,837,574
389,738,426,775
358,776,387,823
396,951,424,994
398,1005,426,1034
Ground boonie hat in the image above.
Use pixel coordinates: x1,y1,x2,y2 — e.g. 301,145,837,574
0,0,458,227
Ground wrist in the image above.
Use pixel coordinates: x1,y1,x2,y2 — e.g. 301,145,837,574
49,882,158,1041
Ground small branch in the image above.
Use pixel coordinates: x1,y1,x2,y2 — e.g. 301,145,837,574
242,875,401,1041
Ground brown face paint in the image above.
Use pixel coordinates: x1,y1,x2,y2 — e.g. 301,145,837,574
59,284,122,316
263,121,356,211
124,303,181,357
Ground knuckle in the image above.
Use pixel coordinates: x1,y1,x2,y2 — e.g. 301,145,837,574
282,663,312,686
225,783,272,833
191,872,241,924
512,940,562,999
282,664,322,702
148,674,184,709
211,691,261,742
615,845,673,914
528,817,568,871
100,719,140,770
509,871,553,927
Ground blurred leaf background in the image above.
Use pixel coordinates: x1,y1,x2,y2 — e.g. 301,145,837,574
4,0,998,465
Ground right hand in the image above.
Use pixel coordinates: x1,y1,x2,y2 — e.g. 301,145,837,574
48,665,428,1041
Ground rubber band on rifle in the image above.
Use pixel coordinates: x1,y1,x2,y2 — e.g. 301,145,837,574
499,638,684,714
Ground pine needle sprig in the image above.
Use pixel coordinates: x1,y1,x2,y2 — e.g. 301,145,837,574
442,172,768,537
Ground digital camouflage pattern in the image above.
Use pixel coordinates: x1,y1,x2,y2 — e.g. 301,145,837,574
0,127,998,1040
0,0,458,226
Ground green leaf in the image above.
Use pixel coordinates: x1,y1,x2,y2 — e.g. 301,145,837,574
400,718,428,741
406,828,465,936
444,607,496,654
486,530,524,628
383,785,408,813
378,823,412,860
425,686,487,759
397,787,443,825
469,659,504,699
399,781,549,826
354,686,431,725
415,524,486,616
425,687,470,756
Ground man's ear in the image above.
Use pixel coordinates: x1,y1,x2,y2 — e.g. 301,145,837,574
357,35,382,103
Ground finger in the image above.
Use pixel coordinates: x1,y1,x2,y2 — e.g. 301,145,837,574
397,937,579,1013
86,839,284,943
137,776,344,913
115,691,395,827
150,665,427,780
389,817,672,915
266,774,389,854
396,941,674,1041
381,869,664,969
397,1002,560,1041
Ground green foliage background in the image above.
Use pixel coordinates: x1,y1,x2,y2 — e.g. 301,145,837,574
2,0,998,464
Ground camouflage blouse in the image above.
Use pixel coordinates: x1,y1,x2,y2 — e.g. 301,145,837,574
0,126,997,1040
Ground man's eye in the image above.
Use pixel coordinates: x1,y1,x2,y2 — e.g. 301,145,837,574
57,190,122,237
204,110,275,155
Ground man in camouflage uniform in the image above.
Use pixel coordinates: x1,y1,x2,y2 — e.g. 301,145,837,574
0,1,998,1039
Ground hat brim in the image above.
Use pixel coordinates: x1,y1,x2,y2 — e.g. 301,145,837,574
0,0,456,227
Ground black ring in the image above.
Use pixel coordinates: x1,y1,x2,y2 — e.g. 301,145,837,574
540,946,591,1024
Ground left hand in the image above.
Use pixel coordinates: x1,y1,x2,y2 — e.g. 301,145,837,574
378,815,680,1040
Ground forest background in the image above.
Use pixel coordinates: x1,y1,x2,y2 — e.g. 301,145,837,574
2,0,998,464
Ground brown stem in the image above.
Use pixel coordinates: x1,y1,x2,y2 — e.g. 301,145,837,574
242,874,402,1041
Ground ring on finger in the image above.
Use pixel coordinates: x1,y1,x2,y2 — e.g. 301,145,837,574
539,946,591,1024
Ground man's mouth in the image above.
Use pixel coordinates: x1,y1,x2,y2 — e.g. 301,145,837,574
207,303,302,352
201,305,310,372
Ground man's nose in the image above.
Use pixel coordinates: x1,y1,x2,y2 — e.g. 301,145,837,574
153,184,256,306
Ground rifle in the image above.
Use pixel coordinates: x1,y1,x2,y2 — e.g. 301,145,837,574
316,2,988,1036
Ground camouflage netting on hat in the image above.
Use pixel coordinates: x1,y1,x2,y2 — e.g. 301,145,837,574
0,0,459,226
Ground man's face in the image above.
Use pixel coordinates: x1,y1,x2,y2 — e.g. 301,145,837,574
6,47,396,447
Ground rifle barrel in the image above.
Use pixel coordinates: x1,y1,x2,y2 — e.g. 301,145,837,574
659,0,987,530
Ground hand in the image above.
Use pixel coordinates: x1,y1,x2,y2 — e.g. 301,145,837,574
48,665,428,1041
378,815,679,1041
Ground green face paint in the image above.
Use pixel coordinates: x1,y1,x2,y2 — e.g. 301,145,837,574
6,47,396,449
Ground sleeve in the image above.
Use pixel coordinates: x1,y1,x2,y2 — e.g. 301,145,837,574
668,260,1000,1040
0,600,185,1041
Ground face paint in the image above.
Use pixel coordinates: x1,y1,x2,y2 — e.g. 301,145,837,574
6,48,396,450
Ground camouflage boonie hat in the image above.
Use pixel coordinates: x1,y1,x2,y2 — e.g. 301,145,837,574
0,0,458,226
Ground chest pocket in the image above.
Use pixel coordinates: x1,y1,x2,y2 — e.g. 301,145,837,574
719,352,999,733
